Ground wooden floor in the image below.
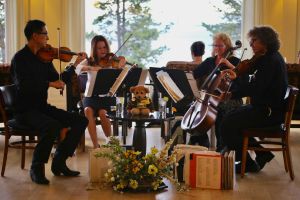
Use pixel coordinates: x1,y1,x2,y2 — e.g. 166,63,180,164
1,90,300,199
0,123,300,200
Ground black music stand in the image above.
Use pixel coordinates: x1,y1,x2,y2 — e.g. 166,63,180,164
92,69,122,96
149,67,194,115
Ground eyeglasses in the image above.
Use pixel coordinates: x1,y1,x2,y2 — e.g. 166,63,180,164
37,32,48,35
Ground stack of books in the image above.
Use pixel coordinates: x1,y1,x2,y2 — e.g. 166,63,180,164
189,150,235,190
175,145,235,190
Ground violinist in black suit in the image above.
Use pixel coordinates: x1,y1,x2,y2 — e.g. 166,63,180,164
220,26,288,173
10,19,88,184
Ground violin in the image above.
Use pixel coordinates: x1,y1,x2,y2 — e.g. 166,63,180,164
97,53,137,68
233,54,262,77
37,44,78,63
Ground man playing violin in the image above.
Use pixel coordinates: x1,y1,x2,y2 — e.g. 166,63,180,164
10,19,88,184
220,26,288,173
75,35,127,148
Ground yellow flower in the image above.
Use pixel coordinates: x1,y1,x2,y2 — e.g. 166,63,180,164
150,147,158,155
152,181,160,191
148,164,158,175
132,167,140,174
129,179,138,189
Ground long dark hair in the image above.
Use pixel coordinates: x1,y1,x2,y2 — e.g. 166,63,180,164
88,35,110,66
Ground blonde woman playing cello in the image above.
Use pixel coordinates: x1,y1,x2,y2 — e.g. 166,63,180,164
191,33,243,149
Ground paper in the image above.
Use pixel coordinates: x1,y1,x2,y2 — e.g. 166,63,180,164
108,65,132,96
156,70,184,103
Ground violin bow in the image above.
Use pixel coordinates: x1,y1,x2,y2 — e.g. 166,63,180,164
57,27,63,96
109,33,133,61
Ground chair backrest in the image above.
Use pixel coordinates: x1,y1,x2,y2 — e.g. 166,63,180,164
0,84,16,128
0,84,16,110
283,85,299,134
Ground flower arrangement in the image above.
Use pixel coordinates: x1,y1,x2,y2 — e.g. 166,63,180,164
94,137,184,192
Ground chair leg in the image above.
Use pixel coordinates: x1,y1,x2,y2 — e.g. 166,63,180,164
285,143,295,180
282,139,288,172
21,136,25,169
241,136,249,178
1,135,9,176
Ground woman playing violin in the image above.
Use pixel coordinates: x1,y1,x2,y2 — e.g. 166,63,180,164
191,33,243,149
75,35,127,148
220,26,288,173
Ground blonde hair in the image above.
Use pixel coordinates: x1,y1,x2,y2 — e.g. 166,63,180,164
213,33,233,57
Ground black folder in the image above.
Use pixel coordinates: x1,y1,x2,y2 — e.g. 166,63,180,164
92,69,123,96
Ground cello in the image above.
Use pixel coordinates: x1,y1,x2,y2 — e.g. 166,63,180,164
181,41,243,133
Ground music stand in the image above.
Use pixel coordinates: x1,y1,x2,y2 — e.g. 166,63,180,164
116,68,145,111
149,67,194,115
117,68,143,95
91,69,122,96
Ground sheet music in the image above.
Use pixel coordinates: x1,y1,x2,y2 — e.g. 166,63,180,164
84,71,98,97
185,72,201,99
138,69,148,85
108,65,132,96
156,70,184,103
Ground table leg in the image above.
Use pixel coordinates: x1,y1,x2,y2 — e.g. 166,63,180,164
160,121,165,140
132,121,146,155
122,120,128,145
113,120,119,136
165,120,172,141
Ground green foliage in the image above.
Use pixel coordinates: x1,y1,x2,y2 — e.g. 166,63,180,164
88,0,172,67
202,0,242,42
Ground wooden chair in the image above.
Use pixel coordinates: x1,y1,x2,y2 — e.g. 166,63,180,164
0,84,39,176
241,85,299,180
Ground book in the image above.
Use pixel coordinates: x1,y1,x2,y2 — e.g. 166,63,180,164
187,150,235,190
174,144,209,185
189,152,222,189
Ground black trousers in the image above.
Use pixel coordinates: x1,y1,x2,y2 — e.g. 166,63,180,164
16,105,88,164
220,104,282,161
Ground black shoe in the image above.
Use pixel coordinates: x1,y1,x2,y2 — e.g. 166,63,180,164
189,135,210,148
235,161,261,174
51,163,80,176
30,164,49,185
256,152,275,170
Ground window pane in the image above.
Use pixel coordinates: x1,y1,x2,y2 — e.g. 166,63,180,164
0,0,5,63
85,0,242,67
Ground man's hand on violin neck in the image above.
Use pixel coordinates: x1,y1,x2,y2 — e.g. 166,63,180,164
49,80,65,89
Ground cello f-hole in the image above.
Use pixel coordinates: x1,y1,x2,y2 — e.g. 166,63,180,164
187,106,195,127
189,111,200,130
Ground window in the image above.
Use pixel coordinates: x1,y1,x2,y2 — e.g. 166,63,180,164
85,0,242,67
0,0,5,63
